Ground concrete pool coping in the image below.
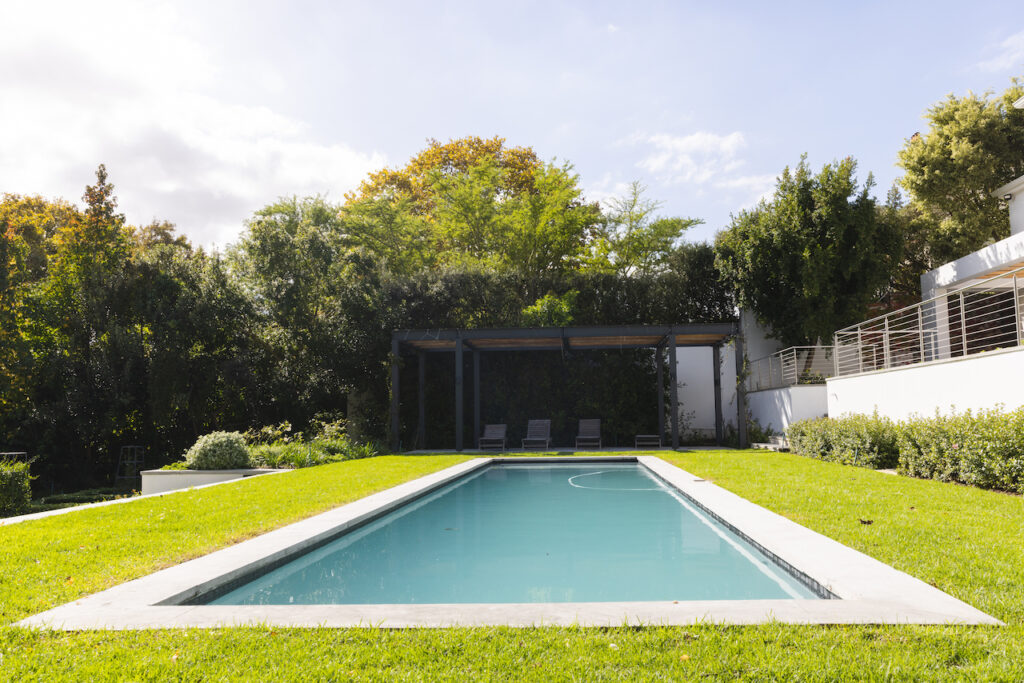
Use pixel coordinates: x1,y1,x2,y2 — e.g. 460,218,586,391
18,456,1001,629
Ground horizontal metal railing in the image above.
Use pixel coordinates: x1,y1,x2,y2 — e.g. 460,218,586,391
747,346,835,391
834,264,1024,377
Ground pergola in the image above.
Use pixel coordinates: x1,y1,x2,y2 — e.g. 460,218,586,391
390,323,748,451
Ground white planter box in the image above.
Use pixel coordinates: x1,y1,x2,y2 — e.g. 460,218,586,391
140,468,277,495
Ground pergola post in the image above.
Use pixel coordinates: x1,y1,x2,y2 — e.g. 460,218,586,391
656,344,665,441
712,344,724,445
417,350,426,449
734,331,749,448
390,337,400,452
669,333,679,450
473,350,481,449
455,335,464,451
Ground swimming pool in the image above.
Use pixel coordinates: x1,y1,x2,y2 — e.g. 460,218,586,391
20,455,1000,628
207,462,820,605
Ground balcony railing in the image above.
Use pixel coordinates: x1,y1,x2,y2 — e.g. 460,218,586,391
834,264,1024,377
747,346,835,391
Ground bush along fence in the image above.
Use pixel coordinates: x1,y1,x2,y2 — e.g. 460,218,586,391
786,408,1024,494
0,460,32,515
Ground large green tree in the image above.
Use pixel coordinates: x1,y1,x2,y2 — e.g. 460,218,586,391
898,78,1024,263
587,181,702,276
715,155,901,346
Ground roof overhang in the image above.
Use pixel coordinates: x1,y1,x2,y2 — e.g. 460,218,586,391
393,324,738,353
992,174,1024,199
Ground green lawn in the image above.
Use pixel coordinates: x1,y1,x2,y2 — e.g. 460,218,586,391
2,450,1024,681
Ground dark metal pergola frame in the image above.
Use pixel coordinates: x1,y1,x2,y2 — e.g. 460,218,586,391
389,323,748,452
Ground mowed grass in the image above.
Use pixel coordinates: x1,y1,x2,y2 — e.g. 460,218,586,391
665,450,1024,624
1,450,1023,681
0,455,470,624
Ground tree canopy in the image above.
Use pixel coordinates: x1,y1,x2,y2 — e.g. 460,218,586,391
715,155,901,346
2,147,734,489
897,78,1024,264
345,136,542,213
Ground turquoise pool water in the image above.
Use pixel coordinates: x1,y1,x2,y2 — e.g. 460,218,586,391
209,462,820,604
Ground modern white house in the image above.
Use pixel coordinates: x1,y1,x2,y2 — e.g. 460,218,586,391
826,166,1024,420
722,96,1024,432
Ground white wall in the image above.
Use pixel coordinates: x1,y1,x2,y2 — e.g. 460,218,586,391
676,344,738,438
673,313,780,438
747,385,828,435
826,347,1024,420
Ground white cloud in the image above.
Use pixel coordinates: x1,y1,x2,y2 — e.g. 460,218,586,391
606,23,620,34
584,172,632,208
623,130,778,217
632,131,747,185
976,29,1024,72
0,1,384,247
712,174,777,208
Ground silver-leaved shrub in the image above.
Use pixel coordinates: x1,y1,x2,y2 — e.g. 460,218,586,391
184,432,251,470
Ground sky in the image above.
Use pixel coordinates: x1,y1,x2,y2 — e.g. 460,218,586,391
1,0,1023,247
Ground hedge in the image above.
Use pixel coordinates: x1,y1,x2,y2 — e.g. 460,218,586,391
787,408,1024,494
787,413,899,469
0,460,32,515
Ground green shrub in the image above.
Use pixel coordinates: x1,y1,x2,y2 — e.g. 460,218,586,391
896,413,963,482
0,460,32,516
790,407,1024,494
243,421,297,446
828,413,899,468
897,408,1024,493
787,413,899,469
721,416,775,448
249,435,379,469
183,432,251,470
249,442,323,469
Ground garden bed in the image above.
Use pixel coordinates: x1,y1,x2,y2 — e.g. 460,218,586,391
140,468,278,495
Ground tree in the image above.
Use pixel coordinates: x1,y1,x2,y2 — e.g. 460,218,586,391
337,196,434,275
428,156,601,278
897,78,1024,263
345,135,541,214
715,155,901,346
875,185,943,307
131,220,192,252
588,182,702,276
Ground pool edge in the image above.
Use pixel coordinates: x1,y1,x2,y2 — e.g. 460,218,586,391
17,456,1003,629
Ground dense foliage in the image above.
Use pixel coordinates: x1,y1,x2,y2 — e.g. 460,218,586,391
787,414,900,469
1,140,735,491
183,432,251,470
715,155,901,345
897,78,1024,265
243,420,379,468
787,408,1024,494
0,460,31,515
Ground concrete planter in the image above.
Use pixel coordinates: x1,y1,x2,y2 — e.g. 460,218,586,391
140,468,277,495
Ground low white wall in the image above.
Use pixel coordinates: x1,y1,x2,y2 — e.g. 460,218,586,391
746,385,828,435
826,347,1024,420
141,469,273,495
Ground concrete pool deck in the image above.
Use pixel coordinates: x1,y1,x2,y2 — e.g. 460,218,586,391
18,456,1001,629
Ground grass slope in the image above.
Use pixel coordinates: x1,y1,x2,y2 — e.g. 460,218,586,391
1,450,1023,681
